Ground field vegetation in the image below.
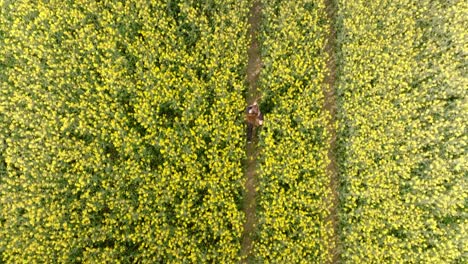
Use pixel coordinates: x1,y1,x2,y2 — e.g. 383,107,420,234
335,0,467,262
0,0,466,263
0,0,250,262
254,0,335,262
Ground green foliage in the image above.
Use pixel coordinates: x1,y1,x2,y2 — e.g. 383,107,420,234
254,0,335,262
335,0,467,262
0,0,249,262
0,0,465,262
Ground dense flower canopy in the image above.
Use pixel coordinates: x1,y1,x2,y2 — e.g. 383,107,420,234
0,0,465,263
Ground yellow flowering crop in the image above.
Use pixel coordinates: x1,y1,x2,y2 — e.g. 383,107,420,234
336,0,467,262
254,0,335,262
0,0,465,262
0,0,249,262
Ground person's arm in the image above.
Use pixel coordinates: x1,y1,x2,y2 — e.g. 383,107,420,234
257,112,264,126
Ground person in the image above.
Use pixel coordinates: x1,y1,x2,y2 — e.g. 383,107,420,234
246,101,264,143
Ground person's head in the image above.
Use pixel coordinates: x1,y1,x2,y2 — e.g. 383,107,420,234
247,102,259,114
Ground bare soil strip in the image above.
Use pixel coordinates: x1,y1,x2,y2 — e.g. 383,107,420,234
323,0,340,263
241,0,262,262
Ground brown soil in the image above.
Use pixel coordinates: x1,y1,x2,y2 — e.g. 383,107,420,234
240,0,262,263
323,0,340,263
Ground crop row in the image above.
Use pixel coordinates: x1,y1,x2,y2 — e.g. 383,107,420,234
255,0,335,262
0,0,250,262
335,0,467,262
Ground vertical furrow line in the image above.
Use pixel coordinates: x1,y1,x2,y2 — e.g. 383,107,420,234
241,0,262,262
323,0,340,263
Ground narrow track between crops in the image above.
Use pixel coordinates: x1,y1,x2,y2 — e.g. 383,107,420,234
323,0,340,263
241,0,262,262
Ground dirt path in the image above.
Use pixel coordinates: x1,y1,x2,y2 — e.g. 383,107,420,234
323,0,340,263
240,0,262,262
